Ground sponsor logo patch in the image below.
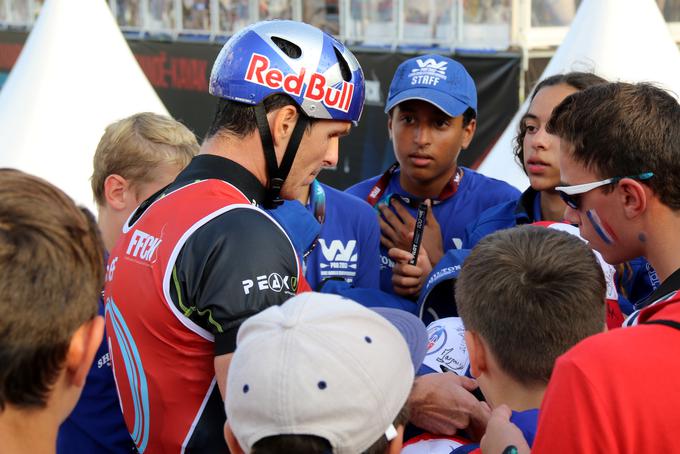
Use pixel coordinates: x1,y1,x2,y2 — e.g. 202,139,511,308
242,273,298,295
125,229,162,262
245,53,355,112
410,57,448,86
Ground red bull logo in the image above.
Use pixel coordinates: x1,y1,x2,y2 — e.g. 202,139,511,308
245,53,354,113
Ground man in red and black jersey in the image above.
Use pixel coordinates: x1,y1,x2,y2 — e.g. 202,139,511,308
103,20,365,453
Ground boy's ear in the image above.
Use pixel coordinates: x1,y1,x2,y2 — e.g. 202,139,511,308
386,424,405,454
66,315,105,388
103,174,131,212
465,330,487,378
618,178,648,219
387,115,393,140
224,422,245,454
460,118,477,150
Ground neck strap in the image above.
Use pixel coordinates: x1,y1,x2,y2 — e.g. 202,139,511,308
254,103,309,208
365,162,464,208
309,179,326,225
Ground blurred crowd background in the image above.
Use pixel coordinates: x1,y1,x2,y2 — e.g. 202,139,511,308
2,0,680,51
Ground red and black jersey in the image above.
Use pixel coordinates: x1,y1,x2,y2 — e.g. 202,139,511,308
104,155,310,453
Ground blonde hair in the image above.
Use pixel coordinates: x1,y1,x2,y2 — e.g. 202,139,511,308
91,112,199,205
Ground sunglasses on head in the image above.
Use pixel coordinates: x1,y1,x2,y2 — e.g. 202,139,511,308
555,172,654,210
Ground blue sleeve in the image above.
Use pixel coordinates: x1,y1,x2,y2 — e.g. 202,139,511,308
461,218,480,250
351,203,381,289
461,200,518,249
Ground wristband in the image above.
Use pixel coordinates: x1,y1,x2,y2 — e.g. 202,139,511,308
502,446,518,454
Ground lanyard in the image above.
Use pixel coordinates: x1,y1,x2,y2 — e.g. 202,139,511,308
365,162,464,209
309,179,326,225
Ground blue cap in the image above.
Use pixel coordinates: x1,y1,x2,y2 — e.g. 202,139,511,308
385,54,477,117
417,249,471,325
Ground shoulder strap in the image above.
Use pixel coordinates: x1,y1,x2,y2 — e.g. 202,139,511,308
642,319,680,331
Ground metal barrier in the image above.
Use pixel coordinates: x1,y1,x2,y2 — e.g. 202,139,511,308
1,0,679,51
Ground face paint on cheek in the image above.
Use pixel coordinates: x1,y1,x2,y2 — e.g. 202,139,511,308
586,209,617,245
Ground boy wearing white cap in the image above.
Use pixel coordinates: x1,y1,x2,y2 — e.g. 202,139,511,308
223,292,428,454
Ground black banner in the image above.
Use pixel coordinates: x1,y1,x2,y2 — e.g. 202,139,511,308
0,31,520,189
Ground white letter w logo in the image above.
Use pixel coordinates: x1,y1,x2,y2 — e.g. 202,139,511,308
320,239,357,262
416,58,448,71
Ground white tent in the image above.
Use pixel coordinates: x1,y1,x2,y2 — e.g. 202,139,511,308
478,0,680,190
0,0,168,210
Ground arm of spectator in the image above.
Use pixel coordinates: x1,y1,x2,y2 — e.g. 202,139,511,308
480,405,530,454
389,246,432,298
407,372,490,436
215,353,233,399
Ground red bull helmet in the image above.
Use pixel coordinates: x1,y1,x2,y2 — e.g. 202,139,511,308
209,20,365,207
210,20,365,125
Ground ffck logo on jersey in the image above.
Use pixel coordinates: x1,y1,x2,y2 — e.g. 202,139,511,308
245,53,355,113
410,58,448,86
126,229,162,262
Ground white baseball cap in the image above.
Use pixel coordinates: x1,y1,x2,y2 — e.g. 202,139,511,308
226,292,425,454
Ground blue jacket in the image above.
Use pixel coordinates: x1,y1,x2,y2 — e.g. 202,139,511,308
347,167,520,294
267,182,381,291
462,187,539,249
305,183,380,289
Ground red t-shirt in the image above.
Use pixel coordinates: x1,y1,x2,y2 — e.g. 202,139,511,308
532,291,680,453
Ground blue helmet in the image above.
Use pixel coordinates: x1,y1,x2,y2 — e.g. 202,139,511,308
210,20,365,125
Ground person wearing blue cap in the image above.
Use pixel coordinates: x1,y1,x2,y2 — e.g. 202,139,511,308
346,54,519,298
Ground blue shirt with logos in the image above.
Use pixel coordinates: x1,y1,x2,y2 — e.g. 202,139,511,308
305,182,381,290
57,285,134,454
346,167,519,294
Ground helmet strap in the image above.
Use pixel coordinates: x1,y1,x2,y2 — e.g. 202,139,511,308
254,103,308,209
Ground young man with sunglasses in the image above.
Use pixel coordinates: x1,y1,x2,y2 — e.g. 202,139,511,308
481,82,680,453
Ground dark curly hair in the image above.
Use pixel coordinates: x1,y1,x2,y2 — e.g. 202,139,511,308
513,72,608,172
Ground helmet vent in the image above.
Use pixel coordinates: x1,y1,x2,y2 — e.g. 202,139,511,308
333,47,352,82
271,36,302,59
